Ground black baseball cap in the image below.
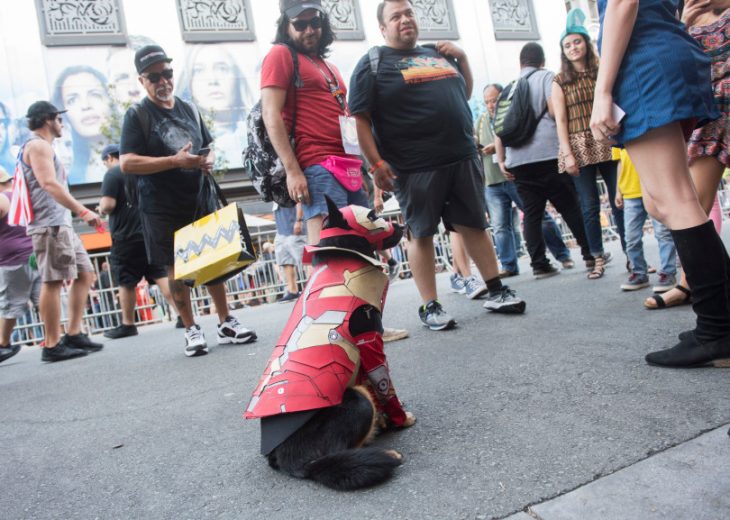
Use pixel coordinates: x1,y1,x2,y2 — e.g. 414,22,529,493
25,101,66,120
280,0,323,18
101,144,120,160
134,44,172,74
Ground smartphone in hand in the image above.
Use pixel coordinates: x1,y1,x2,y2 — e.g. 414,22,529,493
197,147,211,157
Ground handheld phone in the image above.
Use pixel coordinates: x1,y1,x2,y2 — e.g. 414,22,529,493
197,147,211,157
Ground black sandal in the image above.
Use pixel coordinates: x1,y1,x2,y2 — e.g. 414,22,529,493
644,285,691,310
587,256,605,280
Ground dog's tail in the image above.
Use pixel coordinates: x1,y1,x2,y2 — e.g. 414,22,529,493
304,448,403,491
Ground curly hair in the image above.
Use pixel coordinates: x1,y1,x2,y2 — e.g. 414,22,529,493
273,12,335,58
558,33,599,85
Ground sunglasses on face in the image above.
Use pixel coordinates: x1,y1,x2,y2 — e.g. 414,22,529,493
291,16,322,32
142,68,174,83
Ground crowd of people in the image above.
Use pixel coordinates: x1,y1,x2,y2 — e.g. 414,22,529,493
1,0,729,370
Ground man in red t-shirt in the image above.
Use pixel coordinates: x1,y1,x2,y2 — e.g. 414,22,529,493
261,0,369,245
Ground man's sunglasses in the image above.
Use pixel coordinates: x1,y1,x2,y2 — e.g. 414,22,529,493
291,16,322,32
142,69,174,83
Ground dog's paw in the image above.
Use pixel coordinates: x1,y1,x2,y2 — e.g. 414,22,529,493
402,411,416,428
385,449,404,463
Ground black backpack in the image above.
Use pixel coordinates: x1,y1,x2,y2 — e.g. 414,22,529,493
242,45,302,208
492,69,548,148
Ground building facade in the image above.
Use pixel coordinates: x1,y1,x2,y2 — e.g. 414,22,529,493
0,0,572,195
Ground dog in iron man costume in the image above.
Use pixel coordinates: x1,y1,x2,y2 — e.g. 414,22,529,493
244,197,415,490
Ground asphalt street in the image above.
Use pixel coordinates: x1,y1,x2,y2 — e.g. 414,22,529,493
2,233,729,520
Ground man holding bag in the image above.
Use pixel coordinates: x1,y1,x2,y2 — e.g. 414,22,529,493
120,45,256,357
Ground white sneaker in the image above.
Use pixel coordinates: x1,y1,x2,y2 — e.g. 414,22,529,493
217,315,257,345
184,325,208,357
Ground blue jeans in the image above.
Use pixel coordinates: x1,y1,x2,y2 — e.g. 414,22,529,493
623,197,677,276
302,164,369,221
572,161,626,255
485,181,571,272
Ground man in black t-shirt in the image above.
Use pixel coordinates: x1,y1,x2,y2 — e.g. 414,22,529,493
119,45,256,357
349,0,526,331
98,144,173,339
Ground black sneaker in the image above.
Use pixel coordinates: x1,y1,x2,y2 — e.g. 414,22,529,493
533,263,560,279
41,343,88,362
418,300,456,331
103,324,138,339
62,333,104,352
0,344,21,364
279,291,300,303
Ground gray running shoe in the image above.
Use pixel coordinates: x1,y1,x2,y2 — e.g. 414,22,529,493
449,273,466,294
463,275,488,300
621,273,650,291
483,286,526,314
418,300,456,331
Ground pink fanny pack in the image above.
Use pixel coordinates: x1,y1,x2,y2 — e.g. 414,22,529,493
320,155,363,192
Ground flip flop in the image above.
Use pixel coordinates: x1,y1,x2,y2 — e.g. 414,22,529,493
644,285,691,310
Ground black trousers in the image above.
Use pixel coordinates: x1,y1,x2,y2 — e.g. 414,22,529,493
510,159,592,269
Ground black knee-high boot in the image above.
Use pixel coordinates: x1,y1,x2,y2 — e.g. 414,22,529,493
645,221,730,367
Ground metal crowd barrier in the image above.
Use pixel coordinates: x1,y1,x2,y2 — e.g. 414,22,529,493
15,179,725,346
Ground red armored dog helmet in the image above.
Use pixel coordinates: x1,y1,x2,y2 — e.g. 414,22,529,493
302,197,402,266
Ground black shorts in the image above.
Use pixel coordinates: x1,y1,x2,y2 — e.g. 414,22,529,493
110,240,167,288
393,155,488,238
139,208,195,266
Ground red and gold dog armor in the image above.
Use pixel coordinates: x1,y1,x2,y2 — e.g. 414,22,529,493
244,204,407,443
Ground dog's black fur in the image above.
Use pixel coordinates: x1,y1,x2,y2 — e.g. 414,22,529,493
263,199,404,491
266,387,402,491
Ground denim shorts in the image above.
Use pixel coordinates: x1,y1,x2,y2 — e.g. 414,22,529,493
302,164,369,221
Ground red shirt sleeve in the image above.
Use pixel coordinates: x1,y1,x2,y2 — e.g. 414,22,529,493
261,45,294,90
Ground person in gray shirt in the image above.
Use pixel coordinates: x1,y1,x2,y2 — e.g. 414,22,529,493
495,43,597,280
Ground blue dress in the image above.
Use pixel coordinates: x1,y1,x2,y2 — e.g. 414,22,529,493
597,0,718,144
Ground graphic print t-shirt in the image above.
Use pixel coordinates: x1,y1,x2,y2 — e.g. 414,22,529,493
120,97,212,215
348,45,476,173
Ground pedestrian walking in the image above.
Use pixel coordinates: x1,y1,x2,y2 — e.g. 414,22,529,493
20,101,104,362
0,167,41,363
350,0,525,332
119,45,256,357
97,143,176,338
495,43,598,280
592,0,730,367
552,8,625,270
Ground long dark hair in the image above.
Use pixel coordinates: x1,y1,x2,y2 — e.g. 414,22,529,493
558,33,599,84
273,12,335,58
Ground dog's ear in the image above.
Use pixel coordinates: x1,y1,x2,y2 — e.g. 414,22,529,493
323,196,351,230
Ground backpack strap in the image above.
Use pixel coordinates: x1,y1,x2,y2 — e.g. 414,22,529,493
521,69,549,121
368,46,381,76
281,44,302,140
130,102,150,145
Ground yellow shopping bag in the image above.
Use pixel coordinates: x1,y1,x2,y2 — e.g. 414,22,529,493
174,178,257,287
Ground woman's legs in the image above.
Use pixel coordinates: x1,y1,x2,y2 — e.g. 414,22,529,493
644,155,725,306
627,124,730,365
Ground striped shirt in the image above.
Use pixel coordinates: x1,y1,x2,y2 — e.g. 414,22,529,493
554,69,598,135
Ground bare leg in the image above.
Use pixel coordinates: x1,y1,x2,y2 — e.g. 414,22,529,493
408,236,438,304
282,265,298,293
306,216,324,245
66,271,95,336
643,154,724,307
207,282,230,323
167,266,195,328
1,317,17,345
625,125,708,229
118,286,137,326
452,225,500,282
152,276,176,317
39,281,63,347
449,232,472,278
